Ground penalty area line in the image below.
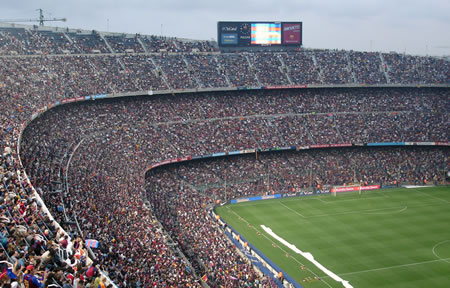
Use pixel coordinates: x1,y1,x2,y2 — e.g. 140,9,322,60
321,257,450,278
261,225,354,288
279,201,306,218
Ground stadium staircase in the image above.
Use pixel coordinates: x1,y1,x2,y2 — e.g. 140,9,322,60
241,118,263,150
334,119,346,143
99,33,115,53
214,55,232,87
278,53,294,85
344,52,358,83
149,57,171,89
244,53,262,86
311,53,325,84
136,36,149,53
269,117,289,147
379,53,391,83
182,55,203,88
62,31,74,45
115,56,126,71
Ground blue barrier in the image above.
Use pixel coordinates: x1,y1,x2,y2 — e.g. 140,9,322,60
230,194,282,204
93,94,108,100
225,222,303,288
367,142,405,146
382,184,398,189
224,230,284,288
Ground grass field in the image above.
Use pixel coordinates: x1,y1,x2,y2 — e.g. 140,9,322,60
215,186,450,288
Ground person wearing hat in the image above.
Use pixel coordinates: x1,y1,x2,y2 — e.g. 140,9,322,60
23,264,48,288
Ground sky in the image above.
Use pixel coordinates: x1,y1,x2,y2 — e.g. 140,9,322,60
1,0,450,56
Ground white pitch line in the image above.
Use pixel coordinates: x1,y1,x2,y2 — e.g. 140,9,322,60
279,201,306,218
318,194,386,204
261,225,353,288
307,205,409,218
432,240,450,264
363,206,407,214
322,257,450,278
316,197,328,203
307,201,447,218
411,188,449,203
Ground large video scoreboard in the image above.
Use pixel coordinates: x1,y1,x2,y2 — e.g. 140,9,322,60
218,21,302,47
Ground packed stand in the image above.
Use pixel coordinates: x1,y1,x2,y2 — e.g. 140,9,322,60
0,28,79,55
119,55,169,91
0,134,117,287
153,54,198,89
104,35,145,53
67,32,110,54
216,54,260,87
147,169,274,287
247,52,291,86
19,87,448,286
281,51,322,84
140,35,180,53
315,50,354,84
348,51,387,84
0,25,448,87
176,40,218,53
148,147,448,200
0,24,448,287
383,52,449,84
0,27,33,55
184,54,228,88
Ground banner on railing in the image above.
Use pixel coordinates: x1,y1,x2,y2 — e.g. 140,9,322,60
230,194,281,204
61,97,77,103
333,185,380,193
265,84,307,89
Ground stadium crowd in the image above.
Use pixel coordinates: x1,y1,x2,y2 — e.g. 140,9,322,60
19,87,449,287
0,25,448,287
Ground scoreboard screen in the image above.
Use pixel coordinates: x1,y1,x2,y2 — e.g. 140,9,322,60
251,23,281,45
218,21,302,47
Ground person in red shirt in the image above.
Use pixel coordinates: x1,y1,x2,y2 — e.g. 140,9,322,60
60,235,69,249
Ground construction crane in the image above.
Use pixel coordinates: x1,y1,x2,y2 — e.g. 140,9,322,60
0,9,66,26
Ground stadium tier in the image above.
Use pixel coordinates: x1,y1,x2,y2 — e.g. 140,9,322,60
0,24,449,287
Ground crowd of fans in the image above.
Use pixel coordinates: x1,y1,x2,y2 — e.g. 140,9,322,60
105,35,145,54
184,55,228,88
348,51,387,85
1,141,115,287
0,24,448,287
1,26,449,91
247,53,291,86
0,27,217,55
315,50,354,84
281,52,322,85
18,87,448,287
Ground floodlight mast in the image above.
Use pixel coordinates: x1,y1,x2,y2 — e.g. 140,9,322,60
0,9,67,26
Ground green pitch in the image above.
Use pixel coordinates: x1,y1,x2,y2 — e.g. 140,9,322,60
215,187,450,288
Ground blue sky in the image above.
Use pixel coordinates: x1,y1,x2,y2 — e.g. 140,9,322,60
1,0,449,56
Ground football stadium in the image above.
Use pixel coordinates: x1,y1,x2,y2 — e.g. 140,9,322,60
0,5,449,288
